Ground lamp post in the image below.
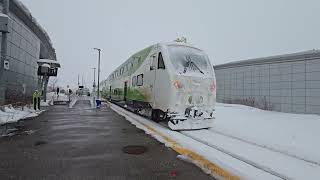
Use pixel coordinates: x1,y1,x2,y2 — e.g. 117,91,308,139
93,48,101,99
92,67,96,107
92,67,96,95
92,67,96,88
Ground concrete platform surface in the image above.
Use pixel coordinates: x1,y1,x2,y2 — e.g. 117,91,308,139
0,100,213,180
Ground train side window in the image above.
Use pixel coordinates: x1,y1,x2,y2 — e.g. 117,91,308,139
137,74,143,86
132,76,137,86
137,57,141,64
129,62,133,69
134,57,139,66
158,52,165,69
150,54,157,71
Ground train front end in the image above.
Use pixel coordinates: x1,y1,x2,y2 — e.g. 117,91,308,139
166,44,216,130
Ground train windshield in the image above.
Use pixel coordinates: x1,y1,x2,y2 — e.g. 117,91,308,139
168,45,213,76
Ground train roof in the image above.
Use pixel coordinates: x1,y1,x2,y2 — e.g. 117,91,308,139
160,41,203,51
105,41,204,81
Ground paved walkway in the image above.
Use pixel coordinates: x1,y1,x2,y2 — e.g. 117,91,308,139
0,100,213,180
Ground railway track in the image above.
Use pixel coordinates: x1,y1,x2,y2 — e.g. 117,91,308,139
109,101,292,179
206,129,320,166
179,130,289,179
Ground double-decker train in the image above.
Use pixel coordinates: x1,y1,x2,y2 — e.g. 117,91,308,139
101,41,216,130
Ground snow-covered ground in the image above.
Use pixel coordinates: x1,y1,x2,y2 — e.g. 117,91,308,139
109,102,320,179
213,103,320,165
51,93,70,102
69,95,78,108
0,92,56,125
0,105,43,125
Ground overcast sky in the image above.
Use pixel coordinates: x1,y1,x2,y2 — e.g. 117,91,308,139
21,0,320,88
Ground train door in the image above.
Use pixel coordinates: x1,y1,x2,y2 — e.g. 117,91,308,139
123,81,127,101
109,86,112,99
150,51,169,121
150,54,157,106
154,52,170,111
144,53,157,106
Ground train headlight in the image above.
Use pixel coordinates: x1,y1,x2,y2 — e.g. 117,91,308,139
210,81,216,92
173,80,183,89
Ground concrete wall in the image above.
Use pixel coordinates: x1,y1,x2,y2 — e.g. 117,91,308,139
214,50,320,115
0,0,56,105
0,12,41,104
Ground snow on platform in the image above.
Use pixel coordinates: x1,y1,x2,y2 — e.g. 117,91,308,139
109,102,320,179
0,106,43,125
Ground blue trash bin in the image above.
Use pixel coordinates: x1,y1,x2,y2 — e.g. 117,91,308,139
96,99,101,108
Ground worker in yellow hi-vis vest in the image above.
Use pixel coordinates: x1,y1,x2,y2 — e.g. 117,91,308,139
37,90,41,110
33,90,41,110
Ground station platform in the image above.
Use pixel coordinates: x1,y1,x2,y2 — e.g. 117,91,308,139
0,100,213,180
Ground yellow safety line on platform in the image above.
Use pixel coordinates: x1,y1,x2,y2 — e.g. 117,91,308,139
111,103,240,180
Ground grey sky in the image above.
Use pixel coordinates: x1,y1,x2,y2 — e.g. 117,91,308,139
21,0,320,88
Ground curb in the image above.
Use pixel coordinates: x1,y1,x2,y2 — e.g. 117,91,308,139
110,103,240,180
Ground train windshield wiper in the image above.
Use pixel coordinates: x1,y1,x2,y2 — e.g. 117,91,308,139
183,56,204,74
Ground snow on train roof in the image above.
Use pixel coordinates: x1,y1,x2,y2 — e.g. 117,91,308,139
104,42,206,81
161,41,203,51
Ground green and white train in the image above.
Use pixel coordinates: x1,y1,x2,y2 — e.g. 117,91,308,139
101,41,216,130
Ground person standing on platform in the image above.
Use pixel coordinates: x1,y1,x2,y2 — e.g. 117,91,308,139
33,90,39,110
56,87,60,100
37,90,41,110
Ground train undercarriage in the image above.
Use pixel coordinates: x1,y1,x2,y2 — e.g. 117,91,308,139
108,99,214,130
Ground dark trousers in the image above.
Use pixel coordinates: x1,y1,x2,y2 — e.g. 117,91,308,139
37,97,40,110
34,97,37,110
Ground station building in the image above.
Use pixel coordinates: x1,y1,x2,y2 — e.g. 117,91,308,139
0,0,58,105
214,50,320,115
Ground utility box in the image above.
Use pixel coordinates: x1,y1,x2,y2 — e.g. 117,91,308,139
37,63,50,75
0,13,9,33
4,60,9,70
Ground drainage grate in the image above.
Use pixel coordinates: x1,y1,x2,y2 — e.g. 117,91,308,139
122,145,147,155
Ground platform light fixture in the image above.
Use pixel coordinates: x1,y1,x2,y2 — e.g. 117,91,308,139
93,48,101,99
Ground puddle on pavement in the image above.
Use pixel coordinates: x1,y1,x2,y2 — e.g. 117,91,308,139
34,140,47,146
1,125,38,137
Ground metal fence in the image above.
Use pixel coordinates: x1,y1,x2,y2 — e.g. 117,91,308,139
214,50,320,115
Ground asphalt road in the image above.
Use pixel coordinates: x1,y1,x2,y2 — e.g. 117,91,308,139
0,100,213,180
